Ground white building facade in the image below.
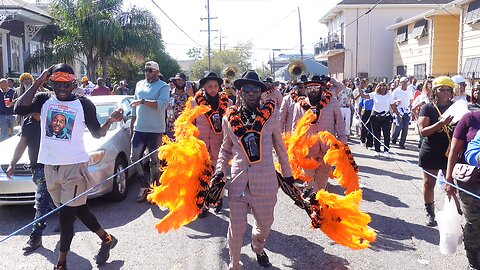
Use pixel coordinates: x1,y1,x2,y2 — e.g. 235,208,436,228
315,0,453,81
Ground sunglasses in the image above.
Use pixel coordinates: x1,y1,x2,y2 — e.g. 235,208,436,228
306,86,323,91
436,87,452,93
50,81,73,89
241,85,262,93
145,69,155,73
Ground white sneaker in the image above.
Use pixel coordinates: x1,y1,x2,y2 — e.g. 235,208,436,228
383,152,391,158
374,152,381,157
360,142,365,147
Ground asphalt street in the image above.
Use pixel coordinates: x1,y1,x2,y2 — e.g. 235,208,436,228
0,133,470,269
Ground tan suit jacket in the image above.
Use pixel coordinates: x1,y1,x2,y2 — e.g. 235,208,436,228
216,110,292,198
279,95,295,133
191,97,232,166
262,89,283,108
292,97,348,156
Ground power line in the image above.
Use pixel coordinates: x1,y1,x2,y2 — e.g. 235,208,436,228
149,0,202,47
300,0,385,49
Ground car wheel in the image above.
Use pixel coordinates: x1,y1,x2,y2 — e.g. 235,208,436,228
104,156,128,201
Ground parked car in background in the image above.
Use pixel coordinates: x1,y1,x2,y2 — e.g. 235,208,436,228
0,95,134,205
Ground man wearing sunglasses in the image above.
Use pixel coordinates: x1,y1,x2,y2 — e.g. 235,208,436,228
291,76,347,193
130,61,170,202
215,70,293,269
15,63,124,269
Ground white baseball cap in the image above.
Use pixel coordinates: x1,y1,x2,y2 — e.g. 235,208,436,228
451,75,466,85
399,77,408,82
145,61,159,71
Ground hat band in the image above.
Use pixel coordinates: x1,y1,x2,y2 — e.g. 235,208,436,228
50,72,76,82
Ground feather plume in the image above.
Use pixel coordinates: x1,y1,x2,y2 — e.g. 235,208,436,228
147,98,213,233
318,131,359,194
313,189,376,249
279,110,320,181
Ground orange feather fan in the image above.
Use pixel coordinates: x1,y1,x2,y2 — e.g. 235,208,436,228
318,131,360,194
282,110,321,181
147,98,212,233
312,189,376,250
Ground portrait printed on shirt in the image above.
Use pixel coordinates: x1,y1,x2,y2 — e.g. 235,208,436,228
45,104,77,141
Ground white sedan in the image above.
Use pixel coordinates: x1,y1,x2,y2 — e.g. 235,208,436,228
0,95,135,205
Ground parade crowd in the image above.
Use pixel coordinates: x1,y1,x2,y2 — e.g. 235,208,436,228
2,61,480,270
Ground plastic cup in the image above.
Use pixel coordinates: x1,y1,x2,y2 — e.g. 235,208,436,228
4,98,10,107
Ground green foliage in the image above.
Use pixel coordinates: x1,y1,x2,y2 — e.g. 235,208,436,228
188,43,253,81
48,0,175,80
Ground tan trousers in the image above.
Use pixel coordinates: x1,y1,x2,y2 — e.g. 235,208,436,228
227,187,277,270
305,162,332,192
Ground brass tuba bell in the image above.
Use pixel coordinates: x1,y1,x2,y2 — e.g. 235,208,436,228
288,60,307,81
223,65,238,84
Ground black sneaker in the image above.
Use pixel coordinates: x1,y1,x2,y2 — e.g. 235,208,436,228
23,234,42,253
198,206,209,218
95,234,118,265
214,199,223,213
251,244,271,267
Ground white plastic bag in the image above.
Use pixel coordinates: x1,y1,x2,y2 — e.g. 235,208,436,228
436,195,463,254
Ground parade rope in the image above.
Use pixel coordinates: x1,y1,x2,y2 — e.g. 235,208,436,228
0,149,160,245
357,114,480,201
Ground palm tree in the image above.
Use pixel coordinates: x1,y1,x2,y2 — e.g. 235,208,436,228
50,0,164,79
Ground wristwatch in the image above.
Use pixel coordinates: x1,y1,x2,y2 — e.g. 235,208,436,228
140,99,145,104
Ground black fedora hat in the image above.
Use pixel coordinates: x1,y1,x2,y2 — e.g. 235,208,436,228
263,76,274,84
305,75,330,87
199,72,223,88
234,70,267,92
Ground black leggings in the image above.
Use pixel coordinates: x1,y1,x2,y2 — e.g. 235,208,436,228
59,205,101,252
370,112,393,152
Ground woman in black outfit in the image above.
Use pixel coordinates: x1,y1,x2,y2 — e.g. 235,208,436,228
417,76,455,227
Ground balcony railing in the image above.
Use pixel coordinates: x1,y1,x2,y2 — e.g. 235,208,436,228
314,34,344,56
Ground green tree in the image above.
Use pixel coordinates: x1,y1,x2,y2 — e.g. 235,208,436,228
188,43,253,80
49,0,172,80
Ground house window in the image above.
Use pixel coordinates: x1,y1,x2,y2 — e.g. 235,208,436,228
411,20,428,39
466,0,480,24
396,26,408,43
414,64,427,80
29,41,41,75
10,37,22,73
396,65,407,77
463,57,480,79
340,22,344,44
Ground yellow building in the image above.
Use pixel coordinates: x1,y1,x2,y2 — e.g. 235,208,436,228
387,9,460,79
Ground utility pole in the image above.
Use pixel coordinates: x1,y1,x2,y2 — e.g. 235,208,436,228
215,29,227,51
200,0,217,71
298,6,304,61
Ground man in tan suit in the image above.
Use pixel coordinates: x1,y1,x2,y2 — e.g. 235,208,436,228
192,72,232,216
261,76,283,108
279,81,306,133
216,70,293,269
292,76,347,192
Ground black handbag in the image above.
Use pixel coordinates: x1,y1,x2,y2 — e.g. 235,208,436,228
452,163,480,183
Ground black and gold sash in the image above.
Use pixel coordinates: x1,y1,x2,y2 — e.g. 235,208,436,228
299,90,332,124
195,91,229,133
226,101,275,163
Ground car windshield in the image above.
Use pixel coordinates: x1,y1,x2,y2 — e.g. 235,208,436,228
91,103,118,131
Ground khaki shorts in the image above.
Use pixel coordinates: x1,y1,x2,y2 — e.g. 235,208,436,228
44,162,94,207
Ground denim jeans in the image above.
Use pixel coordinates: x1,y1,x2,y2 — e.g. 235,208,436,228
130,131,163,187
0,114,15,142
31,167,55,237
391,113,411,147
